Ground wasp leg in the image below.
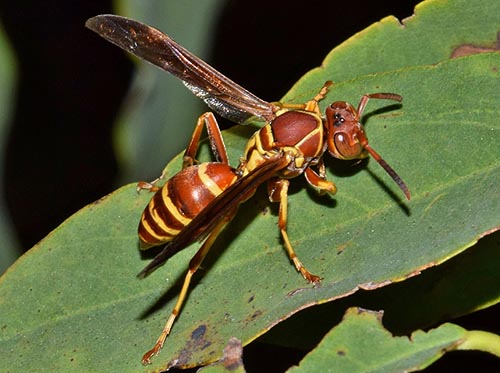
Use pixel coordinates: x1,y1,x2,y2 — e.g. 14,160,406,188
277,80,333,114
183,112,229,168
141,218,229,365
268,178,321,284
304,161,337,196
137,112,229,193
136,181,161,193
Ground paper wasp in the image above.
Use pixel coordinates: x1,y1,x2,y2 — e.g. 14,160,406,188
86,15,410,365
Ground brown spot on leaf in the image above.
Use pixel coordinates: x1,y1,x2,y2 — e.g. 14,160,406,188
222,337,244,371
170,324,212,368
191,324,207,340
451,31,500,58
250,310,262,320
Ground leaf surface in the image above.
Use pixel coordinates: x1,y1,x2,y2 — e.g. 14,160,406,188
288,308,499,373
285,0,500,100
262,230,500,350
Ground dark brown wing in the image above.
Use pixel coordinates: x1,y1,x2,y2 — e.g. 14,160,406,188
86,15,277,123
138,154,290,277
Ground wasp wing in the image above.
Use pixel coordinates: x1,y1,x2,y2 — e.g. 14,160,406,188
138,155,289,277
86,15,277,123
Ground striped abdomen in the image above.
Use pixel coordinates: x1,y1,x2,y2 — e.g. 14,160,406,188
138,163,239,249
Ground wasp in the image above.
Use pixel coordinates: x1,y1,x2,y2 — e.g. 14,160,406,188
86,15,410,365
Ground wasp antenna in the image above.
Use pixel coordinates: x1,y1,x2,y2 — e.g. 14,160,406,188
364,144,411,200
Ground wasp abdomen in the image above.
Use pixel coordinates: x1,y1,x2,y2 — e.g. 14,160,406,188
138,163,238,249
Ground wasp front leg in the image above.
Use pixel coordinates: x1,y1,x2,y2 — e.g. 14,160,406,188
304,160,337,196
268,178,321,283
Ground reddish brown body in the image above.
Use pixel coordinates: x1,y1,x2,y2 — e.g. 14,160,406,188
138,163,239,248
86,14,410,365
244,108,325,178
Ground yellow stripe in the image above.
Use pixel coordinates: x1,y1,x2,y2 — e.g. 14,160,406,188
141,204,182,240
296,124,323,154
198,163,224,196
141,217,180,241
147,215,181,237
158,187,192,227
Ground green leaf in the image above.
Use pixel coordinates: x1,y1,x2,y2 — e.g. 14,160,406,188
1,0,500,371
285,0,500,98
373,231,500,334
1,47,498,373
287,308,500,373
262,230,500,351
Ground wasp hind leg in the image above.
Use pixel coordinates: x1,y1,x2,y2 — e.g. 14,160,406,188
141,218,229,365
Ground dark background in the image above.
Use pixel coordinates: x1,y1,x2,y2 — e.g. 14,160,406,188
0,0,424,251
0,1,498,371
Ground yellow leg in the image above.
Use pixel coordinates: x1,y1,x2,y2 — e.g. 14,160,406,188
304,165,337,196
141,219,228,365
279,81,333,114
268,179,322,283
